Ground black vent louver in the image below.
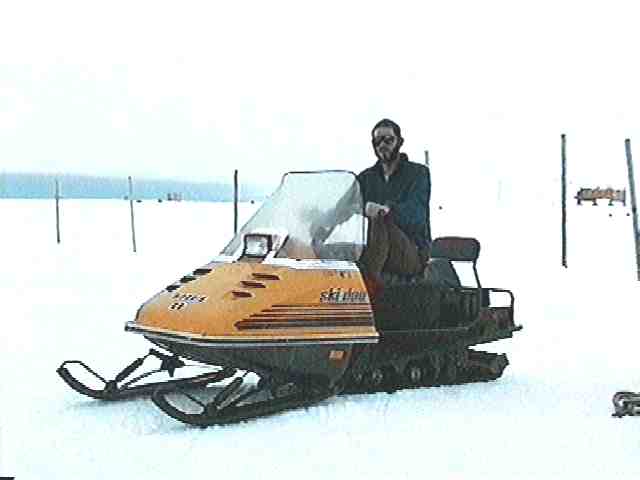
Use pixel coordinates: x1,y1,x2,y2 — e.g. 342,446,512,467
251,273,281,281
165,263,216,292
193,268,212,276
240,280,267,289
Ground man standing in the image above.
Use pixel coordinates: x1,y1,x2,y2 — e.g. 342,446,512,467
357,118,431,280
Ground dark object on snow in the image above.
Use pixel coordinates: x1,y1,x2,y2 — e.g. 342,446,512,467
612,391,640,417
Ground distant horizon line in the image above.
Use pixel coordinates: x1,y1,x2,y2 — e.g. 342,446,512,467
0,172,271,201
0,170,265,186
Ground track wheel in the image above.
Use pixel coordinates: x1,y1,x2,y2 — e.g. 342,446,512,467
369,368,384,387
348,371,366,390
404,363,423,385
368,367,397,393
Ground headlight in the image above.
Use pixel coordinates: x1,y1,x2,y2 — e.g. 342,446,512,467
243,234,272,257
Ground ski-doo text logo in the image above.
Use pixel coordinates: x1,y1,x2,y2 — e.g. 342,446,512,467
168,293,208,311
320,288,369,304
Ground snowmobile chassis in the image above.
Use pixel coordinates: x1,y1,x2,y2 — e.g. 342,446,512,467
58,285,520,427
57,345,512,427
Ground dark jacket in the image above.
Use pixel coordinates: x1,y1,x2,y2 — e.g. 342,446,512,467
357,153,431,249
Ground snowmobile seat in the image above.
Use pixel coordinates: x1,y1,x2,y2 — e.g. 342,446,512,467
375,239,466,331
424,258,461,287
380,258,460,287
379,236,490,305
430,236,490,306
430,236,480,264
379,236,480,288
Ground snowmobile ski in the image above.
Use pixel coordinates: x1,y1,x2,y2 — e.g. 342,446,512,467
152,375,335,427
57,348,236,401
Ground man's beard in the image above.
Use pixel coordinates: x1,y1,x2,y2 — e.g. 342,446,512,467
376,145,400,164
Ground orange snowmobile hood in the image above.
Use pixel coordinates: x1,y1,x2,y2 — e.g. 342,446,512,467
128,261,378,343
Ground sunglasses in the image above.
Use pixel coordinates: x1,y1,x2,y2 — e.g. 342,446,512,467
372,135,396,146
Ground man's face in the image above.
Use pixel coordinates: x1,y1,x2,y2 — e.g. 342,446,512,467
372,126,400,163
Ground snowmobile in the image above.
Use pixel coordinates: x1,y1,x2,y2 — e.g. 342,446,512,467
58,170,521,426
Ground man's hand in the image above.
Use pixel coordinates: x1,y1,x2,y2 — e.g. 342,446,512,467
365,202,391,219
310,225,331,257
311,225,331,244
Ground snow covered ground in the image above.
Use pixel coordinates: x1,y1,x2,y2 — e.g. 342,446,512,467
1,193,639,480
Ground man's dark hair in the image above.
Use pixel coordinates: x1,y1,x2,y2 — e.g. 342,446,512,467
371,118,402,139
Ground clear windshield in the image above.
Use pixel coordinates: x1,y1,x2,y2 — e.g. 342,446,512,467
221,171,365,261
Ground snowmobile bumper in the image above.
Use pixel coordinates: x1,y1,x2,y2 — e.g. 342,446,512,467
124,321,379,347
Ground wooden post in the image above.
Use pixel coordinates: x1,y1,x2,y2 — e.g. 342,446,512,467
128,176,137,253
233,169,239,234
55,178,61,244
625,139,640,280
561,134,568,268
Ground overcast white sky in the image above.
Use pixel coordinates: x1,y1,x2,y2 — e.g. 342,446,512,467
2,0,640,188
